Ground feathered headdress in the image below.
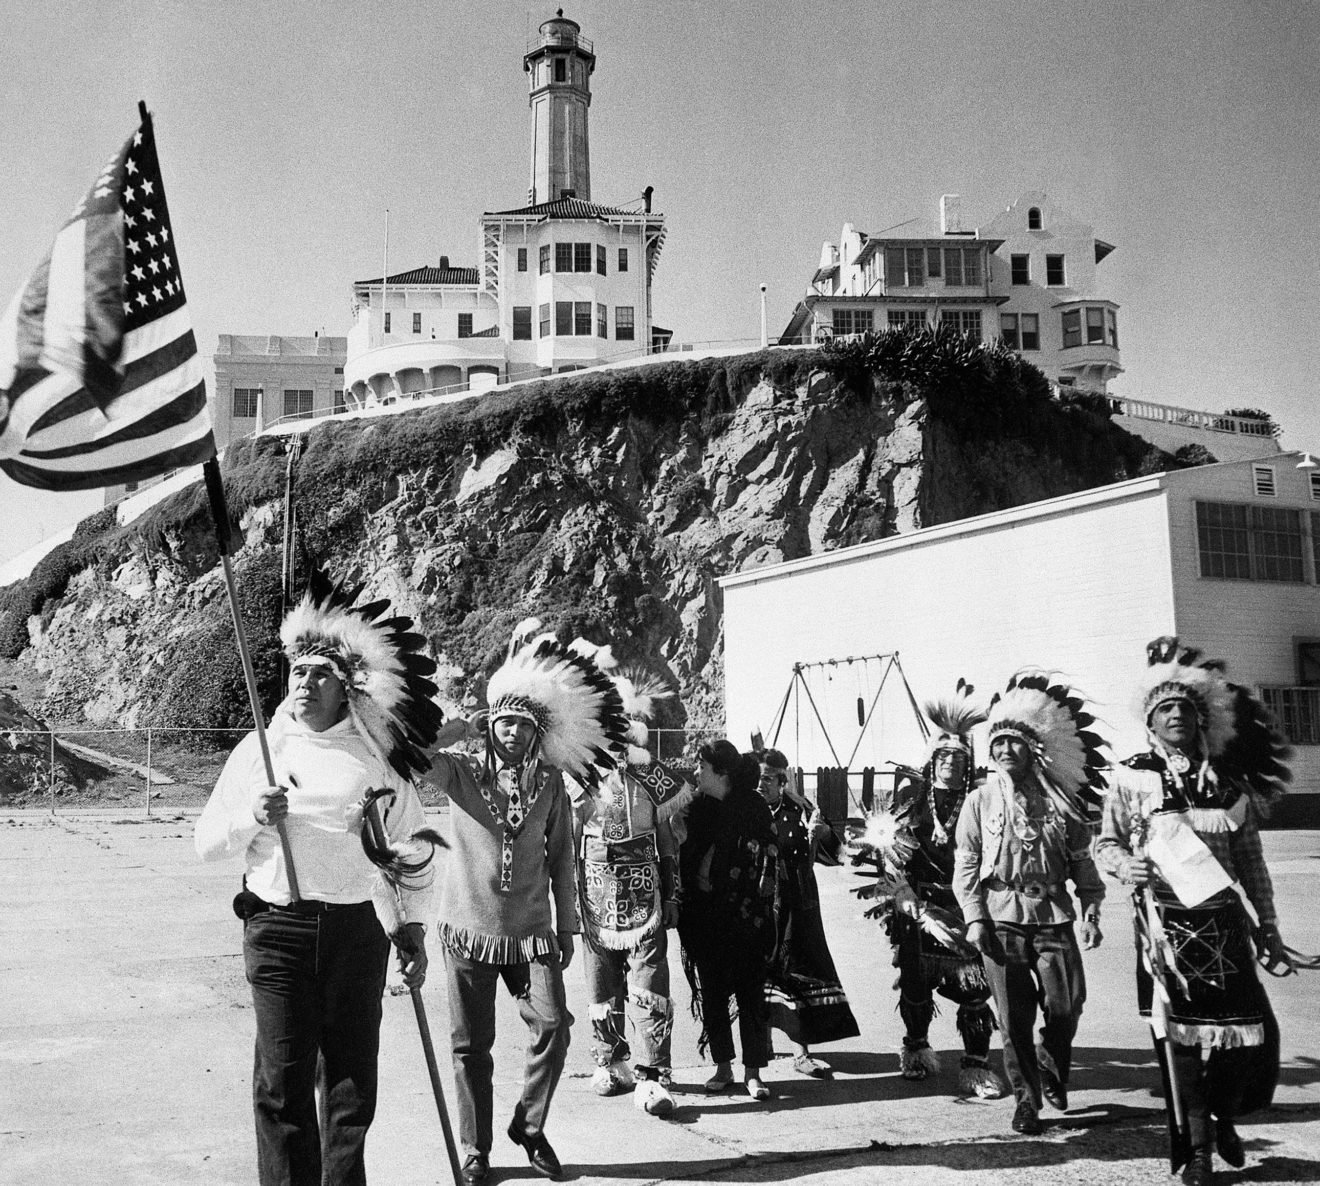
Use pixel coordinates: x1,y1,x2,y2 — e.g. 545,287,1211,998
986,672,1108,820
280,567,444,782
487,623,628,780
1137,636,1292,802
922,678,986,765
569,638,675,766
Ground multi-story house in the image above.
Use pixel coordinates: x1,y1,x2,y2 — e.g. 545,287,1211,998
343,11,667,407
780,191,1122,393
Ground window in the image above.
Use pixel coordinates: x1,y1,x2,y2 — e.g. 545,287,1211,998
1311,473,1320,502
1028,207,1042,230
384,312,391,333
555,243,573,273
1262,684,1320,744
412,312,422,334
1011,254,1030,285
884,246,924,287
596,245,606,276
1020,313,1040,350
555,302,573,335
574,243,591,272
574,301,592,335
1253,465,1277,497
539,302,551,338
597,302,607,337
1046,255,1066,286
941,309,982,337
1301,637,1320,685
1086,307,1105,344
887,309,926,329
1062,309,1082,348
943,247,981,287
1000,313,1019,349
1107,309,1119,347
513,306,532,340
1196,501,1304,582
333,366,343,374
539,244,551,274
283,389,313,419
618,248,629,272
517,247,528,273
926,248,941,279
832,308,874,335
554,57,566,83
615,306,635,340
233,388,260,418
333,389,345,413
458,313,473,339
124,481,139,494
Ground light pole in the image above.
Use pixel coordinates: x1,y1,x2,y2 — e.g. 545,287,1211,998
759,283,768,348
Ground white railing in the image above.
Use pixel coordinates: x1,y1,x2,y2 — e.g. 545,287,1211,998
1114,398,1276,437
1260,686,1320,745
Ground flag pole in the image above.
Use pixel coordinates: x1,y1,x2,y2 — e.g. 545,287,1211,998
204,457,302,901
363,800,462,1185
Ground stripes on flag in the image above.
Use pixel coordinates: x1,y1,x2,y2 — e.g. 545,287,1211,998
0,110,215,491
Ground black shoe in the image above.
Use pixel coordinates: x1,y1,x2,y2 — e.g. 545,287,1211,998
460,1153,490,1185
508,1122,563,1179
1011,1100,1043,1135
1215,1118,1245,1169
1180,1145,1214,1185
1041,1075,1068,1112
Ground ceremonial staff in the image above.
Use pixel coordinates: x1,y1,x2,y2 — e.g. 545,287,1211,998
362,793,463,1186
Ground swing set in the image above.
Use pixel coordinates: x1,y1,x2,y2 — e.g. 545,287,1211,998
762,652,930,819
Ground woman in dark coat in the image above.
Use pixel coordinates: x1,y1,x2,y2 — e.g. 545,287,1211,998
678,740,779,1101
759,749,859,1077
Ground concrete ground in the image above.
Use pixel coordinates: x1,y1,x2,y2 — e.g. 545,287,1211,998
1,811,1317,1186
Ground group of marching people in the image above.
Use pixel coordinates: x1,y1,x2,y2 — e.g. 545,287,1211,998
853,643,1295,1186
196,569,1297,1186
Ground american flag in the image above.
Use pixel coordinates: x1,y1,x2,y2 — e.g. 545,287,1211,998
0,109,214,491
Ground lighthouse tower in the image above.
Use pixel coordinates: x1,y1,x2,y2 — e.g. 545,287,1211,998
525,9,595,205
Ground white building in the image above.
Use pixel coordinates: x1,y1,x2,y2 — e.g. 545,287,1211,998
344,12,667,406
720,453,1320,823
781,191,1122,394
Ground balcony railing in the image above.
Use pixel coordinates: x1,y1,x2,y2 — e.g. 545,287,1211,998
1114,399,1276,437
1260,686,1320,745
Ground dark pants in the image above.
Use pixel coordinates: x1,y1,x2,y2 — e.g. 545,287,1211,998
694,953,770,1070
896,927,994,1058
242,902,389,1186
443,951,572,1159
981,923,1086,1109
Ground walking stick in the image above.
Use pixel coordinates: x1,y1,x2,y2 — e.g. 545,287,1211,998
363,797,463,1185
204,458,301,900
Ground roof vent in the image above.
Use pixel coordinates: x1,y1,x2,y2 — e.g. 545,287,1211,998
438,255,450,270
1252,464,1277,497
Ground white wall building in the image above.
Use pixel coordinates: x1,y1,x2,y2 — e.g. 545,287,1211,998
781,191,1122,394
344,12,667,406
720,453,1320,823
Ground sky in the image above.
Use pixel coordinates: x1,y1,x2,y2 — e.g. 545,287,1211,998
2,0,1318,565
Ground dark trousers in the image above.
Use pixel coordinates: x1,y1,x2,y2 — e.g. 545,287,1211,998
443,951,572,1159
694,953,770,1070
981,923,1086,1109
896,929,994,1058
242,902,389,1186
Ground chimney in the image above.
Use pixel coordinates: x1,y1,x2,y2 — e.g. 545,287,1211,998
438,255,450,270
643,185,653,213
940,194,963,235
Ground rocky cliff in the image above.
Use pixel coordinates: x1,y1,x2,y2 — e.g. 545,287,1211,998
1,337,1171,756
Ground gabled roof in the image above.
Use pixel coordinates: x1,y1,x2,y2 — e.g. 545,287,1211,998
483,196,655,220
353,264,479,286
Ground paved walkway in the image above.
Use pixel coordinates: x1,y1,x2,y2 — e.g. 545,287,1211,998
1,811,1317,1185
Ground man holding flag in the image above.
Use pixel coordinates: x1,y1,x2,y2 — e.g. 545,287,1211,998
1097,637,1293,1185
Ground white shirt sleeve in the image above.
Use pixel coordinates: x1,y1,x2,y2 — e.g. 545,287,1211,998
194,732,265,862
